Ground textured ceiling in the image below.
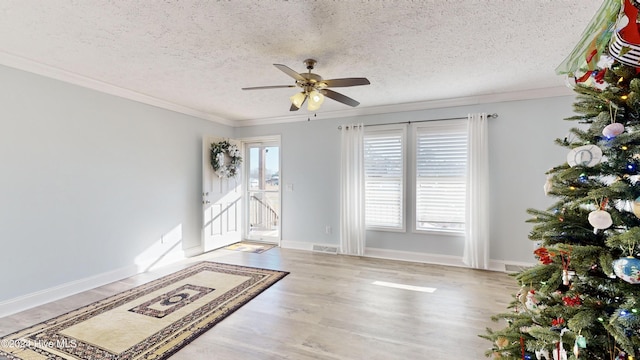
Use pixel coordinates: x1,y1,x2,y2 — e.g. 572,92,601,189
0,1,603,125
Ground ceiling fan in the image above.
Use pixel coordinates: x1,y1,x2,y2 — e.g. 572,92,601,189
242,59,370,111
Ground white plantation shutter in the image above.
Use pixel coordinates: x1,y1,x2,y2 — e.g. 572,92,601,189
364,127,405,229
415,120,468,232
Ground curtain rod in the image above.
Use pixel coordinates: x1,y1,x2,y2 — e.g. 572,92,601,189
337,113,498,130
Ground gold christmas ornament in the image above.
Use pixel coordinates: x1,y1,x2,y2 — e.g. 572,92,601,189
495,337,509,349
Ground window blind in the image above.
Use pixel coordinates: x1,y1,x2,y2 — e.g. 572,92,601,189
415,120,467,232
364,129,404,229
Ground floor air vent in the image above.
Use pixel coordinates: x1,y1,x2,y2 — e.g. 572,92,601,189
504,264,530,273
312,244,339,254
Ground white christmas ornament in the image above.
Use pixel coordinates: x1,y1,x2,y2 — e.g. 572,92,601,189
553,329,569,360
602,123,625,138
553,346,567,360
632,196,640,218
588,209,613,232
536,349,550,360
567,145,603,167
525,289,538,311
544,175,553,196
562,269,573,286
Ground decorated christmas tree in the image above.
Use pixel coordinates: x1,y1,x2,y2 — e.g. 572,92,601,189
482,1,640,359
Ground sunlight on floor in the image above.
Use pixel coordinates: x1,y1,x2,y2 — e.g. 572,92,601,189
372,281,437,293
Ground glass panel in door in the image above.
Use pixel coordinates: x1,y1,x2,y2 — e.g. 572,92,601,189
246,143,280,241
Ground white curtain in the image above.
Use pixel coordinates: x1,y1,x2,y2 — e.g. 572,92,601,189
339,123,366,256
463,113,490,269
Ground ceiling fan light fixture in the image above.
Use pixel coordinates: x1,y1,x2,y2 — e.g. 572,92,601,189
290,92,306,109
307,90,325,111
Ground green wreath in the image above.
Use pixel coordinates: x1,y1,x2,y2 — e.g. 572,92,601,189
210,140,242,178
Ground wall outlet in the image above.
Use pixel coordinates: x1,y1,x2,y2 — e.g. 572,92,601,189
325,225,332,234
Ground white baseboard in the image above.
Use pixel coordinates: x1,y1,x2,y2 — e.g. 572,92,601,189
363,247,537,273
365,247,467,268
183,245,204,257
0,265,138,318
283,242,484,269
280,240,317,251
282,242,535,272
0,246,198,318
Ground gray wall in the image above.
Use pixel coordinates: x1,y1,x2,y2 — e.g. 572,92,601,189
235,96,576,264
0,65,231,302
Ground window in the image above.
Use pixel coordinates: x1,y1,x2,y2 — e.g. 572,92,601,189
414,120,468,233
364,127,405,230
362,120,468,234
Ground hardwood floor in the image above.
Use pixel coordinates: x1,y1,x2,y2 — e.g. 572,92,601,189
0,248,517,359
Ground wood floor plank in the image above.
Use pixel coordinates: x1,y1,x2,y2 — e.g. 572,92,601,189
0,248,518,359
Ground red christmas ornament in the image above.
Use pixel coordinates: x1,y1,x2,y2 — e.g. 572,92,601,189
534,247,553,265
594,68,607,83
552,317,565,327
562,294,582,307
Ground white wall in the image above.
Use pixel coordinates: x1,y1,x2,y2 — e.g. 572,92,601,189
0,65,231,303
235,96,577,265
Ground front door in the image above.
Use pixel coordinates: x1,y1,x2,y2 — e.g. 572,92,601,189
245,140,280,242
202,137,243,252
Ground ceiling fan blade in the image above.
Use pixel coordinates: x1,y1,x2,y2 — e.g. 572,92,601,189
242,85,296,90
322,77,370,87
322,89,360,107
274,64,305,81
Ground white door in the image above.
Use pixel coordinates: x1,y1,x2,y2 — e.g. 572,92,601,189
202,137,243,252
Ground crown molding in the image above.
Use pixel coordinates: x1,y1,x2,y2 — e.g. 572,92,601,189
0,51,234,127
1,51,575,128
233,86,575,127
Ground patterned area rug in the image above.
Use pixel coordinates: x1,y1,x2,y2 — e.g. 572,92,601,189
223,241,277,254
0,262,288,360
